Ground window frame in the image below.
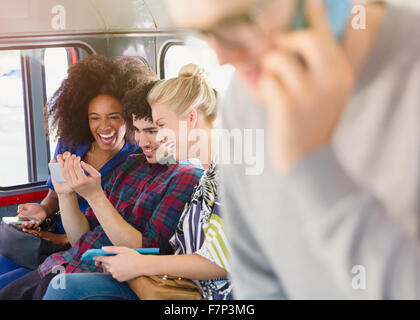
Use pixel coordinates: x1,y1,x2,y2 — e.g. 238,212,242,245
0,43,93,192
158,40,184,79
42,47,88,162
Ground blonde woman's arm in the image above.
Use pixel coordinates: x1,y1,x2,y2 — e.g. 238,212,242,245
94,246,227,282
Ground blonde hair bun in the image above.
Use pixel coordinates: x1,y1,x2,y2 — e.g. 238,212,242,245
178,63,206,80
148,63,218,124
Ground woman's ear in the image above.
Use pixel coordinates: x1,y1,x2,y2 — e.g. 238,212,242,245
187,108,198,129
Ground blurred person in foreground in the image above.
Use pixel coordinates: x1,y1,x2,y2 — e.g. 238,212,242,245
164,0,420,299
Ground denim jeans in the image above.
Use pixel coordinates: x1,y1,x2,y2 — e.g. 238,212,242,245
42,273,139,300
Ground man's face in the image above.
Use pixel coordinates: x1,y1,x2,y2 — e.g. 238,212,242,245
165,0,297,87
132,116,160,164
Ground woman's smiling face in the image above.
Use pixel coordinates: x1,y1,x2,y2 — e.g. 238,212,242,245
151,102,192,162
88,93,126,152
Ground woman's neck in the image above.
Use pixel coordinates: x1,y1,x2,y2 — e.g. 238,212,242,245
201,128,214,171
192,122,214,171
88,140,125,170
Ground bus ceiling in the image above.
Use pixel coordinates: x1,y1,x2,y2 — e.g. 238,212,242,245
0,0,172,37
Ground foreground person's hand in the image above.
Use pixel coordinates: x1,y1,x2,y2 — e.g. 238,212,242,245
257,0,355,173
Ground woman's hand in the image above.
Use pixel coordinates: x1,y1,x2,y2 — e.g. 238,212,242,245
17,203,47,230
51,155,75,195
60,152,103,202
257,0,355,173
21,229,70,246
94,246,154,282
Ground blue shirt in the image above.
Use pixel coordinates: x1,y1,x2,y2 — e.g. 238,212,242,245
46,140,139,232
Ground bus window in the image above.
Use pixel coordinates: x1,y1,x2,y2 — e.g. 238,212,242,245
0,46,90,189
44,47,71,160
162,36,235,98
0,50,27,187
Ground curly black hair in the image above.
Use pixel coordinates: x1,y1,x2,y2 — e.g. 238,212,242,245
121,80,160,142
45,54,157,149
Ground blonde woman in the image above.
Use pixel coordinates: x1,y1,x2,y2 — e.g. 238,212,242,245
43,64,233,300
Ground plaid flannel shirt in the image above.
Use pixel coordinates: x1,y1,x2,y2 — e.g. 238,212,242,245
38,153,202,278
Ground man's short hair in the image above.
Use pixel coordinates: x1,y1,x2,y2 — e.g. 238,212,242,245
122,80,159,142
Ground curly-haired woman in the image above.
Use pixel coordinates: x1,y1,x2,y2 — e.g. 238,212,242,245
0,54,157,289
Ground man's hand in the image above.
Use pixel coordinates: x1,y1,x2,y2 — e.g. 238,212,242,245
94,246,153,282
17,203,47,230
257,0,355,173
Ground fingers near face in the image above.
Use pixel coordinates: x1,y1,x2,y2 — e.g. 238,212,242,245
261,49,308,97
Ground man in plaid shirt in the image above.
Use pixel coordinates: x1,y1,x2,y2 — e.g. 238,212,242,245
0,81,202,299
37,154,202,278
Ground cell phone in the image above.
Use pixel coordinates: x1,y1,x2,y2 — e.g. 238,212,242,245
292,0,353,39
48,162,66,182
2,217,40,225
80,248,160,261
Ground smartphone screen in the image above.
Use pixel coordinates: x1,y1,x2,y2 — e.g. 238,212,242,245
2,217,39,225
48,162,67,182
